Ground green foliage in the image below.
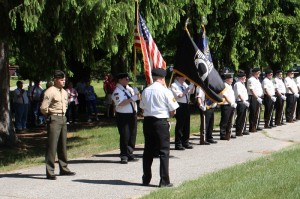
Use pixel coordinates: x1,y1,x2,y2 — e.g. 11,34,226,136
1,0,300,79
9,0,45,32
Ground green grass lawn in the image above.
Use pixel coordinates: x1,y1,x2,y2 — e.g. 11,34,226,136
142,144,300,199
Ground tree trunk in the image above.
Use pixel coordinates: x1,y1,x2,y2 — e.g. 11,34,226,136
0,42,17,146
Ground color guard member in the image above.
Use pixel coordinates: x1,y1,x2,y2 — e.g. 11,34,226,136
140,68,179,187
220,73,236,140
273,70,286,125
247,68,263,132
284,69,299,123
295,71,300,120
233,70,249,136
170,74,194,150
111,73,139,164
262,69,276,128
195,86,217,144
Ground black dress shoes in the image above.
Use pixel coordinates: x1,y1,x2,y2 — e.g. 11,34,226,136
59,171,76,176
159,183,173,188
46,175,57,180
220,137,227,140
203,141,210,145
243,131,250,135
175,146,185,150
207,139,217,144
257,127,263,131
128,155,138,162
183,144,193,149
142,181,150,186
230,135,236,139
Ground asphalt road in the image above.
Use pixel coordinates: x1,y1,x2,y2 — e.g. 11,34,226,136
0,121,299,199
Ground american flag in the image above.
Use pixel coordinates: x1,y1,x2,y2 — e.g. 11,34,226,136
134,13,166,84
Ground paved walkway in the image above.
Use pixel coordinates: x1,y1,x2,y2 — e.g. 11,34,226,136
0,122,299,199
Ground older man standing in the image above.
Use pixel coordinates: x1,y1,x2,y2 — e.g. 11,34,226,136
111,73,139,164
234,70,249,136
247,68,264,132
40,70,75,180
171,74,194,150
140,68,179,187
284,69,299,123
220,73,236,140
262,69,276,128
273,70,287,125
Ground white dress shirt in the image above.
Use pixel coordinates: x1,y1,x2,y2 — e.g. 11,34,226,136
140,82,179,118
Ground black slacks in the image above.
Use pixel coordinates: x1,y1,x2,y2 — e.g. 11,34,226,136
263,95,274,127
286,94,297,122
116,112,137,159
220,105,234,138
296,97,300,120
204,108,215,140
235,101,247,135
274,94,285,125
249,95,261,132
143,117,170,186
175,103,190,147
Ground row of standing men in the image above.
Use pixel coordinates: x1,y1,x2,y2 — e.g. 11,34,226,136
36,68,297,187
111,67,299,187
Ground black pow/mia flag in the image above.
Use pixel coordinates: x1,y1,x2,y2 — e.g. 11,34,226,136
173,29,225,102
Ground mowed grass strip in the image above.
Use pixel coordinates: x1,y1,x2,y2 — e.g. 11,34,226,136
142,144,300,199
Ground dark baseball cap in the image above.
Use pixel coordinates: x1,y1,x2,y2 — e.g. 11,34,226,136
116,73,129,79
151,68,166,77
252,68,260,73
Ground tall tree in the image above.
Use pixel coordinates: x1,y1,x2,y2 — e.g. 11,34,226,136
0,0,45,146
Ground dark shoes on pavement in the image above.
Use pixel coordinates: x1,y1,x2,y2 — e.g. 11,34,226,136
60,171,76,176
46,175,57,180
120,157,128,164
159,183,173,188
128,155,138,162
183,144,193,149
206,139,217,144
121,155,138,164
46,171,75,180
175,146,185,150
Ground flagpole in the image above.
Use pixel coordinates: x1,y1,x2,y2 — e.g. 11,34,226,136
134,0,138,85
168,71,175,88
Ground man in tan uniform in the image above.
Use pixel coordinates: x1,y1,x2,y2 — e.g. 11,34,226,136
40,70,75,180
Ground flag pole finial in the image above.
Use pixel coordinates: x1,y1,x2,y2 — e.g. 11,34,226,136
184,18,190,31
184,18,191,37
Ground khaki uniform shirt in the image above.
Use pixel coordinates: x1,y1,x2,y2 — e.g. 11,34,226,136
40,86,68,116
